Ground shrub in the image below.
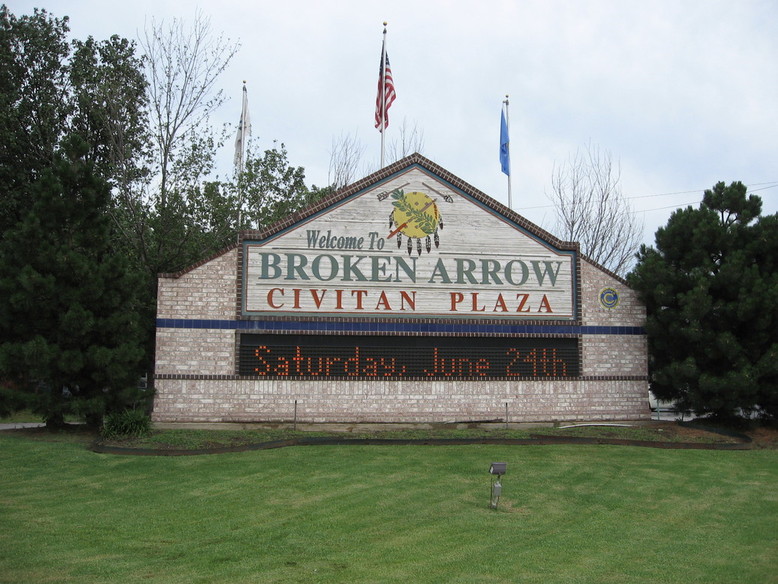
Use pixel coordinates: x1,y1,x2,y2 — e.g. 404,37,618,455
101,409,151,439
0,384,29,418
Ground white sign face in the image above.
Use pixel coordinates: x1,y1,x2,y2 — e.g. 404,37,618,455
243,167,576,320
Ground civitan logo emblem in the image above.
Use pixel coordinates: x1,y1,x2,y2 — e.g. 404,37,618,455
387,190,443,255
599,287,619,309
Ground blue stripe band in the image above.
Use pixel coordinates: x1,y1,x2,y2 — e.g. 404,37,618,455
156,318,645,336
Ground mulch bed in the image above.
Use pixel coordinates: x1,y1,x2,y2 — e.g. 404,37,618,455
5,421,775,456
91,422,772,456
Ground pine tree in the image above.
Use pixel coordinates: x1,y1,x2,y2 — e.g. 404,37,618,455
629,182,777,420
0,137,145,426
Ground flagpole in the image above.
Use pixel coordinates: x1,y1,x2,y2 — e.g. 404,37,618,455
503,95,512,209
375,22,396,166
235,81,249,233
380,22,387,168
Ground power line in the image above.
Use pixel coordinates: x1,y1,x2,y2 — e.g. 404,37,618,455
516,181,778,214
625,181,778,200
631,201,701,214
748,183,778,193
625,189,704,200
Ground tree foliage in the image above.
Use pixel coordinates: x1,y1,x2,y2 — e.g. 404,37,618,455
70,34,149,191
628,181,777,420
0,6,332,423
239,142,331,230
0,6,149,423
0,7,148,219
108,11,240,283
141,11,237,210
549,142,643,276
0,138,146,426
0,6,69,229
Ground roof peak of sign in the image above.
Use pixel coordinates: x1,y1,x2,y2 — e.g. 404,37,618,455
160,153,631,284
245,152,576,253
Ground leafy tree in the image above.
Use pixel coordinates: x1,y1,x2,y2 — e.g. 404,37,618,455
238,142,331,230
142,12,237,212
115,11,238,283
0,137,146,427
628,181,777,420
0,6,70,231
0,6,332,414
69,34,149,193
0,7,148,220
169,142,331,254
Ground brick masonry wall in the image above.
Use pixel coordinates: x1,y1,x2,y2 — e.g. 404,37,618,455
157,249,237,320
155,329,235,375
152,377,648,423
578,259,648,380
579,259,644,327
153,246,650,423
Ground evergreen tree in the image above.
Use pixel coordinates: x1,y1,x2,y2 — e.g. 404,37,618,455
629,182,777,420
0,137,145,426
0,6,330,414
0,6,149,424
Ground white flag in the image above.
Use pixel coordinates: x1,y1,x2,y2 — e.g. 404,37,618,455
234,83,251,170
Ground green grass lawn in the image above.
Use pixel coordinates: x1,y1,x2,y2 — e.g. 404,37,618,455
0,433,775,583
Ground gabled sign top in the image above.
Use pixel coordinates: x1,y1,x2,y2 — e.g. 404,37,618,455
242,154,578,321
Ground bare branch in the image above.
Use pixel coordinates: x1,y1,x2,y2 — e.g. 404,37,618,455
548,142,643,276
328,131,365,190
387,117,425,161
327,118,425,190
141,11,239,207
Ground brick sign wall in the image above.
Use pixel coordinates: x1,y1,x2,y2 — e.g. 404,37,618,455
153,155,649,424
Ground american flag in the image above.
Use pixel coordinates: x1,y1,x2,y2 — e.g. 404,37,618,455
374,48,396,132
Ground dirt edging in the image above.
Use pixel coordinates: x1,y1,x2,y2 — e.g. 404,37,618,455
90,433,753,456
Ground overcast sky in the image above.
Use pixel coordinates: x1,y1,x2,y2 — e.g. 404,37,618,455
13,0,778,247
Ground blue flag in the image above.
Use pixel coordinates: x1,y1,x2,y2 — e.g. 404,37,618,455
500,108,510,176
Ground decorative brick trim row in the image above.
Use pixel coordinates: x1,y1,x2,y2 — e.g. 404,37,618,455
574,253,583,323
578,332,584,371
235,237,245,319
155,374,239,380
156,318,645,336
154,373,649,382
580,375,648,381
236,330,585,339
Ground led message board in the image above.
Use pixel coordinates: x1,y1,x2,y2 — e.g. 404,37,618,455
239,334,579,380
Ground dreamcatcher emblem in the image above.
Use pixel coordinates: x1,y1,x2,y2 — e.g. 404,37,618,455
386,190,443,256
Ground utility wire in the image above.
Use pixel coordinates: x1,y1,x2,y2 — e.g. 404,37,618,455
625,181,778,200
517,181,778,214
